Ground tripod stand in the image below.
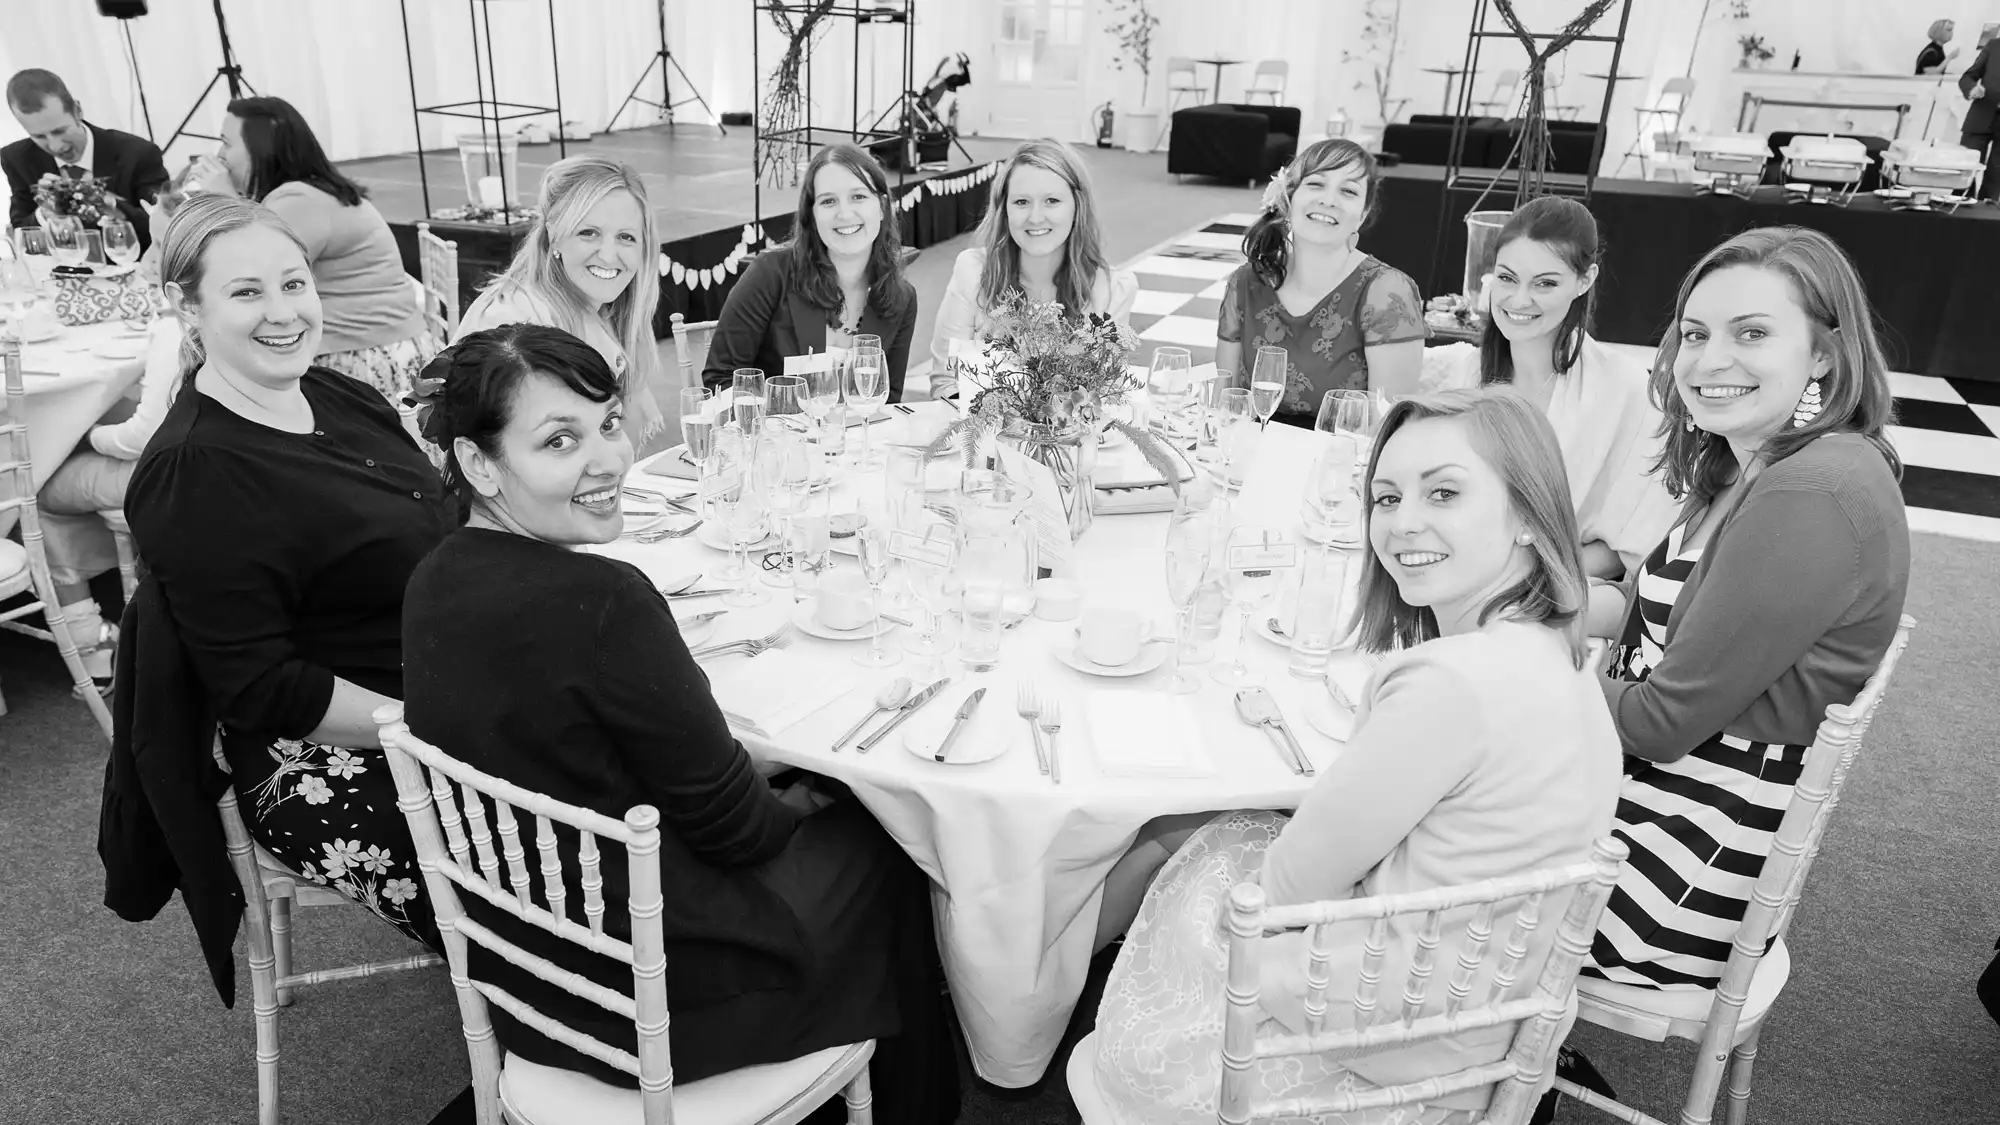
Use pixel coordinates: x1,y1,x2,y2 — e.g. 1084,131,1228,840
165,0,255,153
611,0,725,135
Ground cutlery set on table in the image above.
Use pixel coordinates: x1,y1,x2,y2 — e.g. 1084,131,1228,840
827,675,1067,780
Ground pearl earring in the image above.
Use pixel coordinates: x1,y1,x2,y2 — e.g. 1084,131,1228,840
1516,532,1533,546
1792,378,1823,428
1683,416,1695,434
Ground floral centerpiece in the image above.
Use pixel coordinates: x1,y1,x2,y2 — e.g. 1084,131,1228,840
1738,34,1775,67
928,292,1181,538
33,171,115,226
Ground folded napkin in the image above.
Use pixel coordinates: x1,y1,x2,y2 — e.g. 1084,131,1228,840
639,445,700,481
706,648,863,738
1087,692,1216,779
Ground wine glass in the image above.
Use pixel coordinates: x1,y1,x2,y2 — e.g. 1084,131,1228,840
101,219,140,269
758,424,814,590
852,508,901,668
0,254,38,341
1304,433,1364,546
766,374,806,427
1164,491,1220,695
845,345,888,469
1212,523,1282,687
13,228,50,263
730,369,766,435
1216,387,1257,491
901,516,959,675
1147,346,1194,437
1315,388,1378,443
1250,345,1288,429
45,216,87,269
850,332,882,356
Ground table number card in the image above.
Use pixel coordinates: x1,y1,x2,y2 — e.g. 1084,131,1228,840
1226,542,1299,573
783,351,834,377
994,442,1074,579
887,529,954,569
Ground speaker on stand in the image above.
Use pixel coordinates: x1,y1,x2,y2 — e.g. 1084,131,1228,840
95,0,157,143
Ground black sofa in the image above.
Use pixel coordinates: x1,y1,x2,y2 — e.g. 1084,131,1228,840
1167,103,1301,183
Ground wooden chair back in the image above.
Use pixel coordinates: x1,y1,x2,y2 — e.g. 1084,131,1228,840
376,702,673,1125
669,312,717,388
1220,836,1629,1125
416,222,461,345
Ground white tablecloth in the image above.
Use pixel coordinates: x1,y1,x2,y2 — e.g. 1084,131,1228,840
15,319,148,488
597,409,1368,1087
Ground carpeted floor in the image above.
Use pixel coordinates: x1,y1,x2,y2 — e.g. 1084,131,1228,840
4,143,1998,1124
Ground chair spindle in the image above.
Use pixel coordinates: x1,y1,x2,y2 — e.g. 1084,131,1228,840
459,781,503,888
493,799,533,908
535,814,566,922
579,830,606,937
1351,915,1390,1024
1399,908,1445,1022
1302,922,1336,1034
1446,901,1497,1017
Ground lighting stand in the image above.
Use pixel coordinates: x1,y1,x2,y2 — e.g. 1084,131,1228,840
165,0,256,152
611,0,726,135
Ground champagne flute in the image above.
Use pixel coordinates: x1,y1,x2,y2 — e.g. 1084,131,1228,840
759,424,813,589
1147,346,1194,437
851,332,882,355
845,345,888,469
1212,523,1280,687
1251,345,1287,429
680,386,716,465
1315,388,1378,443
46,216,87,269
101,219,140,268
1164,498,1218,695
731,369,766,435
853,510,902,668
1216,387,1256,491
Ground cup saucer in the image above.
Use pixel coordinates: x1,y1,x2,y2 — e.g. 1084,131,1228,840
792,603,895,641
1055,640,1169,678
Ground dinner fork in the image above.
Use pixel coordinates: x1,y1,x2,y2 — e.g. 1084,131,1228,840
689,624,794,661
623,485,697,512
1014,681,1048,776
635,519,704,543
1037,695,1063,785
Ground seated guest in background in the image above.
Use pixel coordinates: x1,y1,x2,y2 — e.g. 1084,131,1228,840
1090,390,1620,1125
1960,32,2000,200
128,194,457,949
927,138,1136,400
1217,138,1427,422
4,68,169,249
705,143,918,401
184,96,435,402
1434,196,1678,579
402,324,958,1122
456,154,666,446
1582,227,1908,996
1917,19,1956,74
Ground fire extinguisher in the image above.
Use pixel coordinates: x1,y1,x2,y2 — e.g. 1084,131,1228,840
1094,102,1115,148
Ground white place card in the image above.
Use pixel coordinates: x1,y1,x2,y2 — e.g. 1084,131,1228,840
994,442,1074,579
783,351,833,376
888,529,953,569
1227,543,1299,572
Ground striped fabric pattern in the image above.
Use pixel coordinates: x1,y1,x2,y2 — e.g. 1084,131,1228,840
1587,526,1808,990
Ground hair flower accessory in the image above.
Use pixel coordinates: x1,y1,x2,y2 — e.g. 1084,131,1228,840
1259,165,1292,214
404,352,453,443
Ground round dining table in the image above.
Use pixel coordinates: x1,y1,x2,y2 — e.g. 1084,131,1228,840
14,319,149,490
591,402,1375,1087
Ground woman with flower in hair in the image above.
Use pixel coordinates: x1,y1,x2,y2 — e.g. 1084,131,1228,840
1216,138,1428,425
927,138,1136,401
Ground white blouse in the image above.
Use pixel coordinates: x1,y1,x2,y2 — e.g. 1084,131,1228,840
926,246,1139,401
1433,336,1681,576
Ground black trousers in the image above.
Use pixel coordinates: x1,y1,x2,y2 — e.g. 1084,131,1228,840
1960,129,1999,200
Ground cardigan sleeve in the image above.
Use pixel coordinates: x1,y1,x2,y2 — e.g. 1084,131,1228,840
90,317,182,459
591,572,798,867
125,443,336,737
1103,266,1139,327
1261,650,1486,908
928,249,986,400
703,253,787,392
885,278,917,403
1600,481,1863,762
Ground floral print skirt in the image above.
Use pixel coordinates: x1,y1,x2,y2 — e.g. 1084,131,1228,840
315,332,441,407
225,731,439,951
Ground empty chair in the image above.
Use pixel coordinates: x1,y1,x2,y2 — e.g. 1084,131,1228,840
1474,67,1524,116
1617,76,1697,177
1244,59,1289,105
669,311,718,387
1165,56,1208,111
416,220,461,345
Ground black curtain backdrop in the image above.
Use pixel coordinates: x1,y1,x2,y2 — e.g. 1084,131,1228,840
1359,165,2000,382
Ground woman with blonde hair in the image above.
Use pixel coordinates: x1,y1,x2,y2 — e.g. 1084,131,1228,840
456,154,666,445
1089,390,1620,1124
927,138,1136,400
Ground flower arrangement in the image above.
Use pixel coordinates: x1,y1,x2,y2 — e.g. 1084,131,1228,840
33,171,115,226
1738,34,1775,65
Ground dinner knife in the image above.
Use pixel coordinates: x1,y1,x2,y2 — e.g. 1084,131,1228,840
856,677,951,753
935,688,986,762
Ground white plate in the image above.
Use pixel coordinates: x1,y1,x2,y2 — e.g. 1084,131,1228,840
675,611,721,648
900,700,1014,764
1302,692,1355,742
695,520,778,553
793,603,897,641
1054,639,1170,678
90,343,142,360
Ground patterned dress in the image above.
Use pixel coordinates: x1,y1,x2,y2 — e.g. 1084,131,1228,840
1586,524,1807,989
1216,256,1428,422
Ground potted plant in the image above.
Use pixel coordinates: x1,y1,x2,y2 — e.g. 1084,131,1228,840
1738,33,1775,69
1103,0,1161,152
1342,0,1404,130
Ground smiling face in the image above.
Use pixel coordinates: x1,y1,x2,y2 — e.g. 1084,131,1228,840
459,371,632,546
172,223,323,391
1004,163,1076,262
1288,160,1370,248
812,162,883,261
551,188,644,308
1490,236,1596,348
1672,264,1829,457
12,96,88,164
1368,416,1531,635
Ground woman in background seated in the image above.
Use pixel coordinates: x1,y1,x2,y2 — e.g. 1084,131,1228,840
1434,197,1678,578
927,138,1135,401
1090,391,1620,1125
1217,138,1427,424
1583,227,1908,993
401,324,957,1122
704,143,918,401
456,154,667,447
128,194,456,947
196,95,436,401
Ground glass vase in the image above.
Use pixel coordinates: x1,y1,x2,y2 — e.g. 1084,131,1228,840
998,415,1097,540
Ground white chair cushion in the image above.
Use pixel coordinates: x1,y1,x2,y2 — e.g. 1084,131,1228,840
0,538,25,584
500,1042,865,1125
1575,936,1791,1044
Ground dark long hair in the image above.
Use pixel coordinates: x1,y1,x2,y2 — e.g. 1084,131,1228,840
226,96,367,206
785,144,909,327
1649,226,1902,505
1478,196,1599,386
1242,138,1383,290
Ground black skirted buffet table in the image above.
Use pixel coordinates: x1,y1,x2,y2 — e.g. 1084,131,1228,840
1361,165,2000,382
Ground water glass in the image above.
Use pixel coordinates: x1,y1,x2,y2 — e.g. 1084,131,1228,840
1212,524,1283,687
803,362,841,426
1216,387,1256,491
1163,485,1222,693
1302,432,1363,544
1250,345,1287,428
1147,346,1194,436
1316,388,1378,451
766,374,806,424
46,216,87,269
101,219,140,268
1288,547,1351,678
787,508,832,600
853,510,901,668
1191,368,1240,473
958,582,1004,671
758,426,814,588
731,369,766,435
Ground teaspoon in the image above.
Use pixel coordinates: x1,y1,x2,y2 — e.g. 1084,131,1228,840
832,676,913,752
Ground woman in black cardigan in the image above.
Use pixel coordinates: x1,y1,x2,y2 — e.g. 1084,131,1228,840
703,143,918,401
401,324,957,1121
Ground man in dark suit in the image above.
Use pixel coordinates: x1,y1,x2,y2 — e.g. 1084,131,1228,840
4,68,170,249
1960,38,2000,201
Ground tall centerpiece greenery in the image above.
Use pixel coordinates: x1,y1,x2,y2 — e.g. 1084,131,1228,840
1103,0,1160,107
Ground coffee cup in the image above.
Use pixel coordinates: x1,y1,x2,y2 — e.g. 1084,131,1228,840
814,571,874,631
1078,607,1147,666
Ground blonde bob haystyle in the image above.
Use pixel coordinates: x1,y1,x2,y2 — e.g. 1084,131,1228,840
1349,389,1591,669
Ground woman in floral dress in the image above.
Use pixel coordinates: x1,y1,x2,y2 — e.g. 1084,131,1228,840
127,195,456,947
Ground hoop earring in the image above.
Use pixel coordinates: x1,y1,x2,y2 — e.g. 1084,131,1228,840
1791,378,1823,428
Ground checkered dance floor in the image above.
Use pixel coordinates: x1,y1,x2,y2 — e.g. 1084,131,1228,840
1122,213,2000,542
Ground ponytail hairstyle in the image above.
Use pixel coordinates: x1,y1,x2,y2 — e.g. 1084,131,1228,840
1242,138,1383,290
158,193,309,390
1477,195,1601,387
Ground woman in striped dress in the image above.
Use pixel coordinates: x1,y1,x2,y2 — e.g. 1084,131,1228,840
1582,227,1909,990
